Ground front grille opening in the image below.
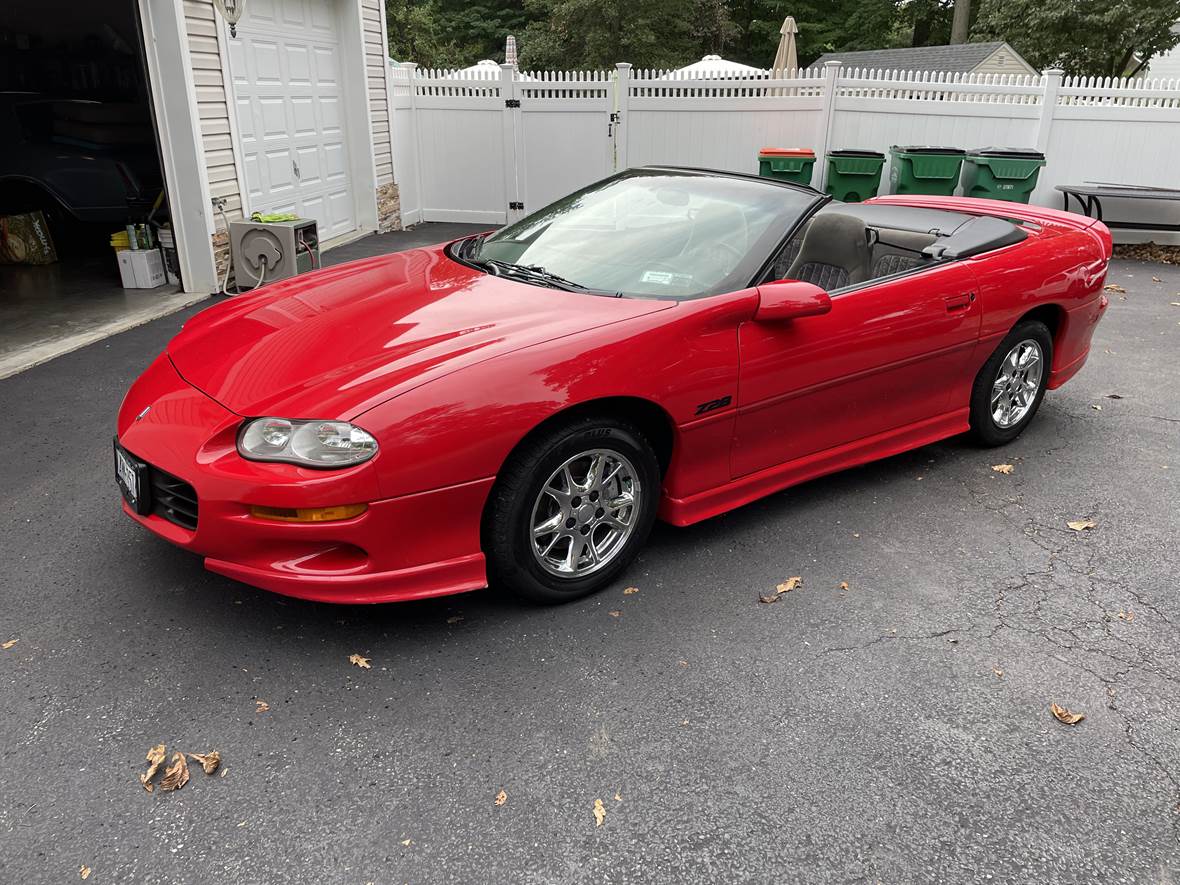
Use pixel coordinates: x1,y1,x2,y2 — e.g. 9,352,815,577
150,468,199,531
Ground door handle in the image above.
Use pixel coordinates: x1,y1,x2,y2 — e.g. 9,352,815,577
944,292,976,312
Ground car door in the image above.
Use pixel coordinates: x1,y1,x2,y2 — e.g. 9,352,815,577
732,262,981,478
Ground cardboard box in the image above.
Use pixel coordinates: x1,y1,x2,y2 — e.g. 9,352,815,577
116,249,167,289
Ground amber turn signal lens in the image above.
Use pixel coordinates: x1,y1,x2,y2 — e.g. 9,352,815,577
249,503,368,523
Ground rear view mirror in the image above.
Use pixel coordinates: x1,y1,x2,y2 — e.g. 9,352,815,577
755,280,832,322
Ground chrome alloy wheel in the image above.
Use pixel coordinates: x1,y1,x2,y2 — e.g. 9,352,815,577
530,449,641,578
991,338,1044,429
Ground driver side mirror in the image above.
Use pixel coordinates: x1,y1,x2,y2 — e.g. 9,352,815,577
755,280,832,322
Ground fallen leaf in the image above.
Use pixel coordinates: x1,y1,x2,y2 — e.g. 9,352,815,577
623,587,639,595
992,463,1015,475
757,594,781,605
220,767,228,778
1091,404,1102,411
349,654,371,669
1,639,16,649
1118,610,1135,622
776,576,802,594
608,610,622,617
1153,276,1162,282
1050,702,1085,725
401,839,412,846
614,791,623,802
187,751,221,775
593,798,606,827
839,581,850,591
80,866,91,880
1103,284,1125,293
1171,302,1180,307
159,752,190,792
255,699,269,714
140,743,167,793
1105,394,1124,399
677,660,689,667
494,789,507,806
446,615,464,624
992,668,1004,678
1067,519,1097,532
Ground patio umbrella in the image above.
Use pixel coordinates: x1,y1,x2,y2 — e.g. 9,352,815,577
772,16,799,73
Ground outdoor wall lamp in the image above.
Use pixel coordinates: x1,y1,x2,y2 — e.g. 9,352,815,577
214,0,245,37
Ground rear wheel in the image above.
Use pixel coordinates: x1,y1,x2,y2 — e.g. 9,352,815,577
968,320,1053,446
483,416,660,604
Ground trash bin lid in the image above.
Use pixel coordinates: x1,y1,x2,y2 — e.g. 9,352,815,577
759,147,816,157
967,147,1045,160
828,149,885,158
891,145,966,155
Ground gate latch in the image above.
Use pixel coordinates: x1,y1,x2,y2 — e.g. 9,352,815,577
505,99,521,108
607,111,621,137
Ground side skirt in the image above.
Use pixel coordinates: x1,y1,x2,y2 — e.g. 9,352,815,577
659,408,970,527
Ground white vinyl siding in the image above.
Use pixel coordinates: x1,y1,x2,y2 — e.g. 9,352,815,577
975,43,1038,77
362,0,394,185
184,0,243,225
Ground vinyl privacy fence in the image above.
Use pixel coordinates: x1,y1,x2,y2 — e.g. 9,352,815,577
388,62,1180,238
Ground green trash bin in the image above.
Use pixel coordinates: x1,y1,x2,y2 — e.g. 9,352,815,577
960,147,1047,204
825,149,886,202
889,145,966,196
758,148,816,186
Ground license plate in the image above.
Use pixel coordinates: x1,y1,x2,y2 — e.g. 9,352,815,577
114,441,149,514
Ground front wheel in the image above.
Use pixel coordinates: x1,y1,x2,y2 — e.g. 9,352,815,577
482,416,661,604
968,319,1053,446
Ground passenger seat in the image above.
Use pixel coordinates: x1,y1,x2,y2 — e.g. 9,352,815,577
784,214,871,290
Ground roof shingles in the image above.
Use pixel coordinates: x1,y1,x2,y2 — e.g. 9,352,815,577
810,42,1009,73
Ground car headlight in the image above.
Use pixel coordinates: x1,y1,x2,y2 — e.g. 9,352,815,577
237,418,378,468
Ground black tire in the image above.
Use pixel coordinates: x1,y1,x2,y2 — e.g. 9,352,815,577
482,415,661,604
968,319,1053,446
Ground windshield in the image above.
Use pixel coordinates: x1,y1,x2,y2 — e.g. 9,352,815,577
467,169,820,299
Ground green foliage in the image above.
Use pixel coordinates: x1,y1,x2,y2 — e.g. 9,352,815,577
386,0,1180,76
974,0,1180,77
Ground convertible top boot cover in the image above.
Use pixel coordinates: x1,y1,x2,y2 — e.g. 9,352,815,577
785,213,872,290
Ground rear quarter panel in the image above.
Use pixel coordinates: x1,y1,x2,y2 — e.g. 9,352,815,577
967,225,1109,387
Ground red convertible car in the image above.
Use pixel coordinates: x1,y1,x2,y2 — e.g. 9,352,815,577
115,168,1111,604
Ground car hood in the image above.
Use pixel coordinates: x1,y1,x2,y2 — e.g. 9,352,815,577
168,245,674,419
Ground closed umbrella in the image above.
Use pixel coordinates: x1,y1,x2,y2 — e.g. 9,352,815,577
772,16,799,74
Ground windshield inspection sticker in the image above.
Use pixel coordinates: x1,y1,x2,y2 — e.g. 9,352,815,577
641,270,693,286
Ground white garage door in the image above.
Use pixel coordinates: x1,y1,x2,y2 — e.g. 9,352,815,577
228,0,356,239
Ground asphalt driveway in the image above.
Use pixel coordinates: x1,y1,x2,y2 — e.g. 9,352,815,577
1,244,1178,883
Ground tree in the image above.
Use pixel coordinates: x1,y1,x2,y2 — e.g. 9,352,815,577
519,0,697,70
974,0,1180,77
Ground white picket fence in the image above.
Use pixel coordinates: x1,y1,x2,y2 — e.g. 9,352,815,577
388,61,1180,240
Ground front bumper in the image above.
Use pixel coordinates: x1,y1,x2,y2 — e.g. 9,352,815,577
116,354,492,603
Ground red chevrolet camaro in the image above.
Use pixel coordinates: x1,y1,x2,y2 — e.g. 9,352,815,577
115,167,1111,604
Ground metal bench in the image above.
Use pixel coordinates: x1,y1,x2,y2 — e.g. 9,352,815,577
1056,183,1180,232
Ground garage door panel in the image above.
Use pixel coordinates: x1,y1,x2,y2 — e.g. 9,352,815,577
294,146,322,186
285,45,311,84
290,98,317,137
232,0,355,239
311,47,338,84
319,97,342,133
326,192,353,235
323,143,347,179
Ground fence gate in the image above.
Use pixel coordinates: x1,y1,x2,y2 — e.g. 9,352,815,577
510,69,620,223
